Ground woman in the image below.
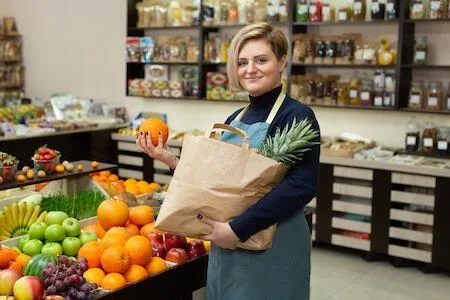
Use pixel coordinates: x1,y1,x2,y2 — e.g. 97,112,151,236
137,23,320,300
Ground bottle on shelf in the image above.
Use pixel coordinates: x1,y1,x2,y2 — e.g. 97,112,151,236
321,0,334,22
337,0,352,22
410,0,426,20
422,118,438,153
296,0,310,22
445,82,450,110
428,0,446,19
352,0,366,22
426,81,443,110
437,127,450,155
405,117,421,152
310,0,323,22
413,36,428,65
409,80,424,109
385,0,397,20
370,0,386,21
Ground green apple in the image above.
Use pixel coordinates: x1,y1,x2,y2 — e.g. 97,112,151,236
61,217,81,237
28,222,48,241
44,211,69,225
41,242,63,257
61,237,82,256
23,239,44,256
45,224,66,242
79,231,97,245
17,235,30,252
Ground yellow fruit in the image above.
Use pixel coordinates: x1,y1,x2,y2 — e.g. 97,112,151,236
125,184,139,195
55,165,65,173
91,161,99,168
136,181,149,188
16,174,26,182
124,178,137,186
203,241,211,252
83,268,105,286
37,170,46,178
145,257,168,276
26,170,34,180
101,273,127,290
77,164,84,171
139,185,153,194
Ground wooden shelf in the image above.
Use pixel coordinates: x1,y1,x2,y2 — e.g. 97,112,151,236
127,61,199,66
396,150,450,160
202,62,226,66
399,108,450,115
402,64,450,69
203,22,288,29
0,160,118,191
293,20,399,26
129,95,248,104
404,18,450,23
128,25,200,31
292,63,396,69
309,103,396,111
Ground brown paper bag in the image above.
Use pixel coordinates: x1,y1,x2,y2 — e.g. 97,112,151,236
155,124,288,250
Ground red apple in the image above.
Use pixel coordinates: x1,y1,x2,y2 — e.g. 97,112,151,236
147,232,163,243
13,276,44,300
151,240,167,258
0,269,21,296
163,233,187,251
165,248,188,264
186,240,206,259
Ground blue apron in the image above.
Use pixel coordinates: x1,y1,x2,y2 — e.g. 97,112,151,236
206,92,311,300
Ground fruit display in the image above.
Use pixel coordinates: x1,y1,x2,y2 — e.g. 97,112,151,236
0,202,47,241
0,152,19,183
23,254,57,279
0,105,45,124
31,146,61,174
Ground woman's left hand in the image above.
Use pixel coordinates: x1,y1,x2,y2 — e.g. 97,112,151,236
198,214,240,250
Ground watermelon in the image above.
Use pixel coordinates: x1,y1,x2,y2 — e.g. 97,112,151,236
23,254,57,279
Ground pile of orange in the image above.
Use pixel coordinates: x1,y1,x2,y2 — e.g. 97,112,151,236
79,203,168,291
0,246,31,273
91,171,161,197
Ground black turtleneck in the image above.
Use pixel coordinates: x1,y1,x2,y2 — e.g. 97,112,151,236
224,88,321,243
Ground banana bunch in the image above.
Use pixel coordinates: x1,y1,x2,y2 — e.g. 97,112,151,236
0,202,47,240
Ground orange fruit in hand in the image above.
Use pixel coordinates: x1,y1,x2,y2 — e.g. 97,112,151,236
129,205,154,227
83,268,105,286
123,264,148,283
124,236,152,266
101,273,127,290
145,257,168,276
139,117,169,146
101,246,131,274
78,241,105,269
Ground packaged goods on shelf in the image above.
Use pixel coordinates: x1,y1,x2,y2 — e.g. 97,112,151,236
206,72,247,101
321,136,373,158
409,79,450,111
0,39,22,61
204,33,230,63
136,0,200,28
0,65,24,88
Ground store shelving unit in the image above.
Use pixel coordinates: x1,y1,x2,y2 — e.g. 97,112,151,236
0,32,25,106
126,0,450,114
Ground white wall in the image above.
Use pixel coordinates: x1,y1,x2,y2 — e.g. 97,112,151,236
6,0,450,148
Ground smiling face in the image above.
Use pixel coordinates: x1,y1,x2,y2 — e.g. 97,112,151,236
237,38,286,97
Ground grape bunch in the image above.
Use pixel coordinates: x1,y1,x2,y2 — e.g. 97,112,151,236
42,255,98,300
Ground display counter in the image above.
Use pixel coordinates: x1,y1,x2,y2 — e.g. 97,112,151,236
0,124,126,166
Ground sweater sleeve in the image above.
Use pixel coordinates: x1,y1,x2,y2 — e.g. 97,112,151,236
229,107,320,242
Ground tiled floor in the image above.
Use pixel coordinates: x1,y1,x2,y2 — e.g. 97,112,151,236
311,247,450,300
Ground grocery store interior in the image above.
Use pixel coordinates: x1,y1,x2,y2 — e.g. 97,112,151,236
1,0,450,299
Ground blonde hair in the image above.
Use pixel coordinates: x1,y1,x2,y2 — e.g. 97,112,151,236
227,22,288,90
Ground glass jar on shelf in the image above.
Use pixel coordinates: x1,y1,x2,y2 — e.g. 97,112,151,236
296,0,310,22
352,0,366,21
310,0,323,22
429,0,446,19
405,117,421,152
337,82,349,106
383,90,395,107
411,0,426,20
278,0,289,22
374,70,385,89
409,80,424,109
426,81,443,110
414,36,428,65
422,119,438,153
360,78,374,106
324,37,337,64
374,88,384,106
371,0,386,20
384,71,396,91
385,0,397,20
349,73,360,105
314,38,326,64
337,0,352,22
437,127,450,154
322,0,334,22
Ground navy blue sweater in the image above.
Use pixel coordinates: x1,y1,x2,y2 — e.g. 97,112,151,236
226,86,321,242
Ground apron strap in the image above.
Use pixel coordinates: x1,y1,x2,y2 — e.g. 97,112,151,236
235,91,286,124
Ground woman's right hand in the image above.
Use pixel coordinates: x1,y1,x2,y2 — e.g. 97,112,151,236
136,132,178,170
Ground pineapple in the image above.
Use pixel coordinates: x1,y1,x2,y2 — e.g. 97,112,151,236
258,118,319,168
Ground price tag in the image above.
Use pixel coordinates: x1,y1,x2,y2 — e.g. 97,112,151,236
428,97,438,106
354,2,362,11
431,1,441,10
413,4,424,13
374,97,383,106
438,141,448,151
298,5,308,14
424,138,434,147
415,51,426,60
339,12,347,21
407,136,417,145
361,92,370,101
411,95,421,104
350,89,358,98
387,3,395,12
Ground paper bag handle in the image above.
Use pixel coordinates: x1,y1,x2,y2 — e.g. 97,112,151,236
207,123,249,148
